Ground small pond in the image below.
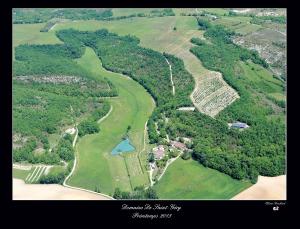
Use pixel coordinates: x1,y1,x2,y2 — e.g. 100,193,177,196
111,138,135,155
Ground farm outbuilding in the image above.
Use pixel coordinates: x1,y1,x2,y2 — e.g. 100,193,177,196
230,122,249,129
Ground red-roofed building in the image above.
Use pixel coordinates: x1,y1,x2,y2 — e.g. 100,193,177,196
170,141,187,151
153,145,165,160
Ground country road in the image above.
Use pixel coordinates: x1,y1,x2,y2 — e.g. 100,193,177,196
62,112,114,200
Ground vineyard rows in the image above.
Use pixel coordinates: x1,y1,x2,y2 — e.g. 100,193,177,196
191,71,239,117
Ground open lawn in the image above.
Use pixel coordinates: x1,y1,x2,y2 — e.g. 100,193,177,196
13,168,32,181
67,47,155,194
154,158,252,199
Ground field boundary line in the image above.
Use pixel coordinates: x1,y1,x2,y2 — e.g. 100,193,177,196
63,110,115,200
137,121,148,174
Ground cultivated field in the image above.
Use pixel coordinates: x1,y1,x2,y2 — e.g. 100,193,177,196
154,158,252,199
13,178,111,200
232,175,286,200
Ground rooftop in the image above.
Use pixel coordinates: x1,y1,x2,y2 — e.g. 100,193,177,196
153,145,165,159
170,141,187,149
231,122,249,129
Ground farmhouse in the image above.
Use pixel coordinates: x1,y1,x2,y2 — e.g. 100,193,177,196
153,145,165,160
170,141,187,151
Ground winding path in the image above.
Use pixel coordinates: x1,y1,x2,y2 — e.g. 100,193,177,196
156,152,183,182
148,151,184,187
97,105,113,124
165,57,175,96
63,108,115,200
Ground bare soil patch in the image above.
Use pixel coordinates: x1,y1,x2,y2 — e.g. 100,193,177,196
232,175,286,200
13,178,111,200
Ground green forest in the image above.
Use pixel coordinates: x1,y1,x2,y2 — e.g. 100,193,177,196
54,28,285,183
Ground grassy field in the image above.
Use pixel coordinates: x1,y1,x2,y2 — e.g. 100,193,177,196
239,61,285,96
112,8,157,17
12,23,62,59
213,16,262,35
154,158,252,199
67,47,154,194
13,168,32,180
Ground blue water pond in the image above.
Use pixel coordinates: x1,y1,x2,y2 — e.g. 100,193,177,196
111,138,135,155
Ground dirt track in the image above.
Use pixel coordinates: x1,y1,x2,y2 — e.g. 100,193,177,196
232,175,286,200
13,179,111,200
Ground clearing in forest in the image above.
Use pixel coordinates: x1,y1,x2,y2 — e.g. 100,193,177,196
66,47,155,194
191,71,239,117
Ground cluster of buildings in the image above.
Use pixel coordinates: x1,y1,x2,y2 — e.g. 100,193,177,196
152,140,188,161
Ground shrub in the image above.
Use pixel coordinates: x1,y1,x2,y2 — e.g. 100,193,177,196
113,186,158,199
169,149,180,158
39,169,66,184
196,18,212,30
78,119,100,137
148,152,155,163
181,151,191,160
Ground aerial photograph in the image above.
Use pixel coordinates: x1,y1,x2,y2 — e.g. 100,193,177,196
12,8,286,200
